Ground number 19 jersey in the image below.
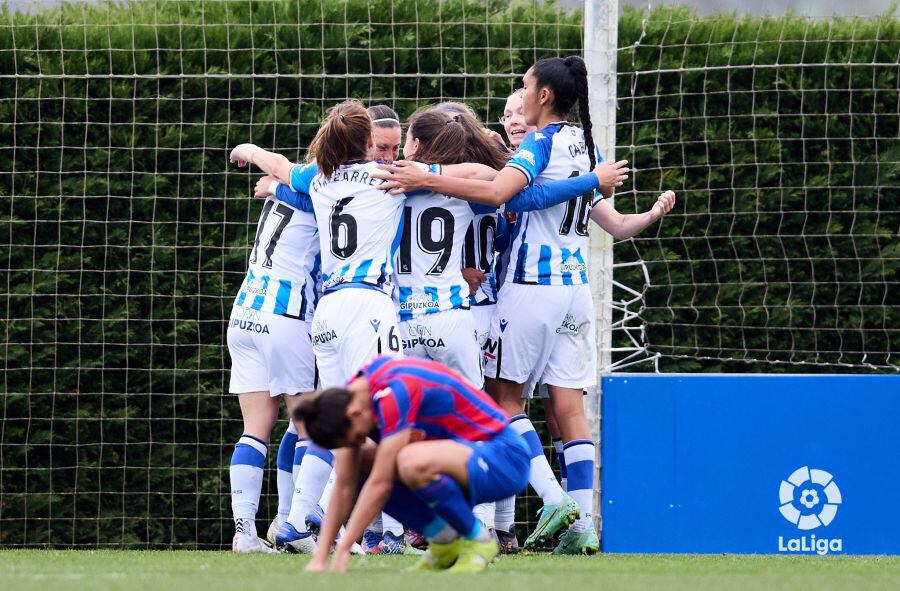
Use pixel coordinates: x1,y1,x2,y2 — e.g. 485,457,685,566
289,161,404,294
394,192,476,321
504,123,601,286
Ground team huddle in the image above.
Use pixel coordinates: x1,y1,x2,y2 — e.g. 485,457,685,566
226,55,676,572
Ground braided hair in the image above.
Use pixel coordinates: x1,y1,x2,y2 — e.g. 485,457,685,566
531,55,596,169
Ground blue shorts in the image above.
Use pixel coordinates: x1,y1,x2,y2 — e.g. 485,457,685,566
464,426,530,504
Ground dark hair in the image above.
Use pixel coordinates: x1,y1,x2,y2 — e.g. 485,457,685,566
407,105,507,170
406,108,469,165
531,55,596,168
434,104,509,170
307,100,371,177
368,104,401,128
293,388,353,449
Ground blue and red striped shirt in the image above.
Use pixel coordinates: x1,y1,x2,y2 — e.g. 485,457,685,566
359,356,509,442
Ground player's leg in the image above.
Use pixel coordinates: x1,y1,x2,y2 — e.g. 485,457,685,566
543,284,599,555
399,428,530,571
231,391,280,552
269,419,298,543
540,387,568,490
331,288,406,553
226,306,278,553
258,313,318,553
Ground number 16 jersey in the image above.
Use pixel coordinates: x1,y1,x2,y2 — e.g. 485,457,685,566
504,123,601,286
289,161,404,295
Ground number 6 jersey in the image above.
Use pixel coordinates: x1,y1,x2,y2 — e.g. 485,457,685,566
505,122,601,286
288,161,404,295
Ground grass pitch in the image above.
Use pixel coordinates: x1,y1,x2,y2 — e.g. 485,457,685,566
1,550,898,591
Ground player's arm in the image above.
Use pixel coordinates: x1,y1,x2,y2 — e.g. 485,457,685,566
377,163,528,206
230,144,295,185
331,429,411,572
305,446,361,573
589,190,676,240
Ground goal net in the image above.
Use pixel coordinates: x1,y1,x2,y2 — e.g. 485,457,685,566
0,0,896,549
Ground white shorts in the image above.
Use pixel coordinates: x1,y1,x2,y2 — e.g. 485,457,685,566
470,303,496,348
483,283,596,394
400,308,483,388
311,287,401,388
227,306,316,396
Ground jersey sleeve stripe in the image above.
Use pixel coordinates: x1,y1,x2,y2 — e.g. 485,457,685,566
505,162,533,184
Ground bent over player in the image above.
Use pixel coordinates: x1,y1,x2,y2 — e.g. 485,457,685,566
295,356,531,573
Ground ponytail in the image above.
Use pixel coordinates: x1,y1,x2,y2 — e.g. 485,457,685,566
564,56,596,169
532,55,596,168
307,100,371,177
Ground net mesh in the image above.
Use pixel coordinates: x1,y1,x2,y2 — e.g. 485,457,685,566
0,0,580,548
0,0,897,549
612,6,899,373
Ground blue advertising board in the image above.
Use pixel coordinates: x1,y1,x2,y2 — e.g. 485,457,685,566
601,374,900,554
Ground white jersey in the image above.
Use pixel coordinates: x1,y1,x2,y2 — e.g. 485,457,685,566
394,191,474,321
289,161,404,295
504,123,600,286
233,196,320,320
463,210,500,306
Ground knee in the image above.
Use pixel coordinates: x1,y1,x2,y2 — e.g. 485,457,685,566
397,446,434,489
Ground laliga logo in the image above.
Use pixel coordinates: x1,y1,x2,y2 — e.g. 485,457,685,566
777,466,843,555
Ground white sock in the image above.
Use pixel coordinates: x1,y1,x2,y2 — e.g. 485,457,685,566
495,495,516,533
510,414,564,505
230,434,267,537
319,470,336,512
286,444,333,532
563,440,595,532
275,423,299,523
382,513,403,536
473,503,496,529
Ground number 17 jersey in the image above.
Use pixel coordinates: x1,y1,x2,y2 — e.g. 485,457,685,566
289,161,404,295
504,123,601,286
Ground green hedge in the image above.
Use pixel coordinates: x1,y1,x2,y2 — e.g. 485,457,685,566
0,0,896,547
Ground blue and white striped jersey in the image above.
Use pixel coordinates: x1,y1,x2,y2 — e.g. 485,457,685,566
233,194,320,320
289,161,404,295
463,211,501,307
394,192,481,320
504,122,602,286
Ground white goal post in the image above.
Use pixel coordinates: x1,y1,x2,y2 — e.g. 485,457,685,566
584,0,619,535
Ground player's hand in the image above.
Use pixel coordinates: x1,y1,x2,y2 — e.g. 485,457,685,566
650,190,676,221
593,160,629,188
254,175,275,198
462,267,486,296
482,127,507,148
229,143,260,168
329,544,351,572
304,555,329,573
373,160,430,195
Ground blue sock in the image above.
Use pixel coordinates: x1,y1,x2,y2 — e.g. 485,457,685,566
276,424,299,521
415,475,477,539
292,437,309,482
553,438,568,489
383,483,439,533
564,440,595,532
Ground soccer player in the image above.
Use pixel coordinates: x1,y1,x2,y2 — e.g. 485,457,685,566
297,356,531,573
374,56,674,554
230,101,406,553
226,160,320,554
368,104,402,163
